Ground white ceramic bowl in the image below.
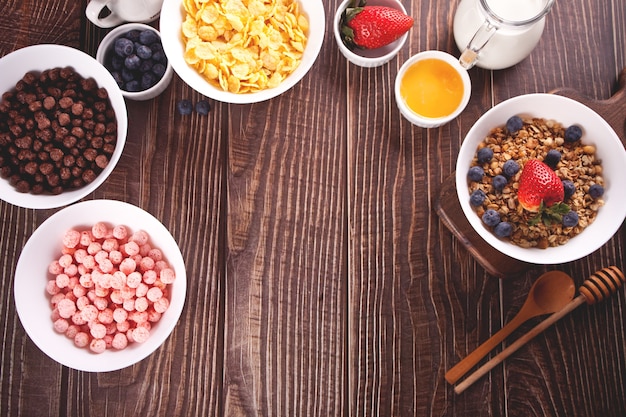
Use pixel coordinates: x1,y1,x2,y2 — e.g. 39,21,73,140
456,93,626,265
96,23,174,101
334,0,409,68
395,50,471,128
14,199,187,372
159,0,325,104
0,44,128,210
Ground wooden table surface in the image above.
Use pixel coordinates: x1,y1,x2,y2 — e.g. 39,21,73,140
1,0,625,416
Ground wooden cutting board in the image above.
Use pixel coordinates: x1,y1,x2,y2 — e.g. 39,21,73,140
436,69,626,278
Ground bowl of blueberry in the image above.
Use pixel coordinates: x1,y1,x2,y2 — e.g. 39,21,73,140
97,23,173,101
455,93,626,265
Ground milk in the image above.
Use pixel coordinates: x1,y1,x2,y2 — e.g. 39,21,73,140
453,0,549,70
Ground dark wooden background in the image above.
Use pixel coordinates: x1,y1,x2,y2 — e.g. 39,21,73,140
0,0,624,416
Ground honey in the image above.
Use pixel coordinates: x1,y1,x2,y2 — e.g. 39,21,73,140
399,58,465,118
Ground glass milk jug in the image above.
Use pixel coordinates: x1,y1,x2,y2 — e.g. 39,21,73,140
453,0,555,70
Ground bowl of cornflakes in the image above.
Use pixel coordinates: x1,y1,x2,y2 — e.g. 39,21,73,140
160,0,325,104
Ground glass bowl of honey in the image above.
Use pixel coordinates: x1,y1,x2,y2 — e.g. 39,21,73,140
395,50,471,128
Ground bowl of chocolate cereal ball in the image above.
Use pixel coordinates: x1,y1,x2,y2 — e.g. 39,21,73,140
0,44,128,210
456,93,626,265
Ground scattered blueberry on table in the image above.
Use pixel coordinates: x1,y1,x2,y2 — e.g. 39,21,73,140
176,99,193,115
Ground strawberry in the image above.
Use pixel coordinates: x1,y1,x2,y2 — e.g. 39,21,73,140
517,159,570,226
341,1,414,50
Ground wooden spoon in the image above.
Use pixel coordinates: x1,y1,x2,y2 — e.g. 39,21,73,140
445,270,576,385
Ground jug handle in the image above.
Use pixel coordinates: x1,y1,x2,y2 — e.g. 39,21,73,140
459,21,498,69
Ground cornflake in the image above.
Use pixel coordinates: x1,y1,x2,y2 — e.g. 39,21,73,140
181,0,309,93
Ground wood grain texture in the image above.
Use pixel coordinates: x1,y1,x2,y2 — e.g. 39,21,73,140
0,0,624,416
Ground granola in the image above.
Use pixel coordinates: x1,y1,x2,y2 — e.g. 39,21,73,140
467,116,605,249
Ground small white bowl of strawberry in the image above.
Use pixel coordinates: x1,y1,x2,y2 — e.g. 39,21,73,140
455,93,626,265
334,0,413,68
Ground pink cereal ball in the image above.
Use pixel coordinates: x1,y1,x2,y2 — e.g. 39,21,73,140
142,269,157,285
76,295,90,310
46,280,61,295
139,243,152,257
53,318,69,333
81,304,99,322
87,242,102,255
108,250,123,265
65,324,80,339
148,248,163,261
130,230,149,246
51,308,61,322
123,299,136,312
98,259,114,273
147,308,162,323
117,320,130,333
113,307,128,323
122,241,140,257
94,250,108,264
106,322,118,335
48,260,64,275
102,238,119,252
74,332,90,348
91,222,109,239
74,248,88,264
119,258,137,275
134,296,149,312
89,338,107,354
129,310,148,324
90,322,107,339
153,297,170,313
57,298,77,319
109,289,124,305
110,271,126,289
72,284,87,298
159,268,176,284
55,273,70,288
98,308,114,324
58,253,73,268
80,231,94,246
63,229,81,248
126,271,142,288
50,292,66,306
139,256,155,272
71,312,87,326
154,260,169,273
79,273,94,288
146,287,163,302
120,285,135,300
135,282,149,298
112,225,128,240
93,296,109,311
132,326,150,343
64,264,78,277
94,286,110,298
82,255,96,269
112,333,128,350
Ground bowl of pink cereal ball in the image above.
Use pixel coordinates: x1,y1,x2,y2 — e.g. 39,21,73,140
14,199,186,372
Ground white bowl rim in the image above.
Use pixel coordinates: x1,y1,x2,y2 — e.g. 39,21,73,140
14,199,187,372
455,93,626,264
159,0,325,104
395,50,471,128
95,22,174,100
0,44,128,210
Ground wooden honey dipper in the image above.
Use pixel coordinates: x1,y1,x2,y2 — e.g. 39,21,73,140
454,266,625,394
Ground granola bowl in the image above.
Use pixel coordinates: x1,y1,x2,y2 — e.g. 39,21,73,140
456,93,626,265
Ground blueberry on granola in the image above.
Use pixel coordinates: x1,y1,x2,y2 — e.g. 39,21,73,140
494,221,512,238
506,116,523,134
562,211,579,227
562,179,575,200
502,160,520,178
588,184,604,199
467,166,484,182
477,147,494,164
564,125,582,142
492,175,508,192
544,149,561,169
481,209,500,227
470,189,486,206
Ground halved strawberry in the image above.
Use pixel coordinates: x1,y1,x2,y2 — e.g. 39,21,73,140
341,1,414,50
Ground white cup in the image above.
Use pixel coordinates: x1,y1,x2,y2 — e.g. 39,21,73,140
86,0,163,28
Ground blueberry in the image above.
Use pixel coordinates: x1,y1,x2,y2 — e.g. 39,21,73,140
139,58,154,72
150,42,164,54
195,100,211,115
124,30,141,42
506,115,523,134
141,72,156,90
482,209,501,227
562,211,579,227
564,125,582,142
492,174,508,192
467,166,484,182
152,63,166,78
124,54,141,70
110,54,124,70
111,71,124,87
152,50,167,64
470,189,486,206
494,221,512,238
544,149,561,169
588,184,604,199
502,160,520,178
139,30,159,45
177,99,193,115
136,45,153,60
114,37,134,57
562,179,575,200
125,80,141,92
121,67,135,82
477,147,494,164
